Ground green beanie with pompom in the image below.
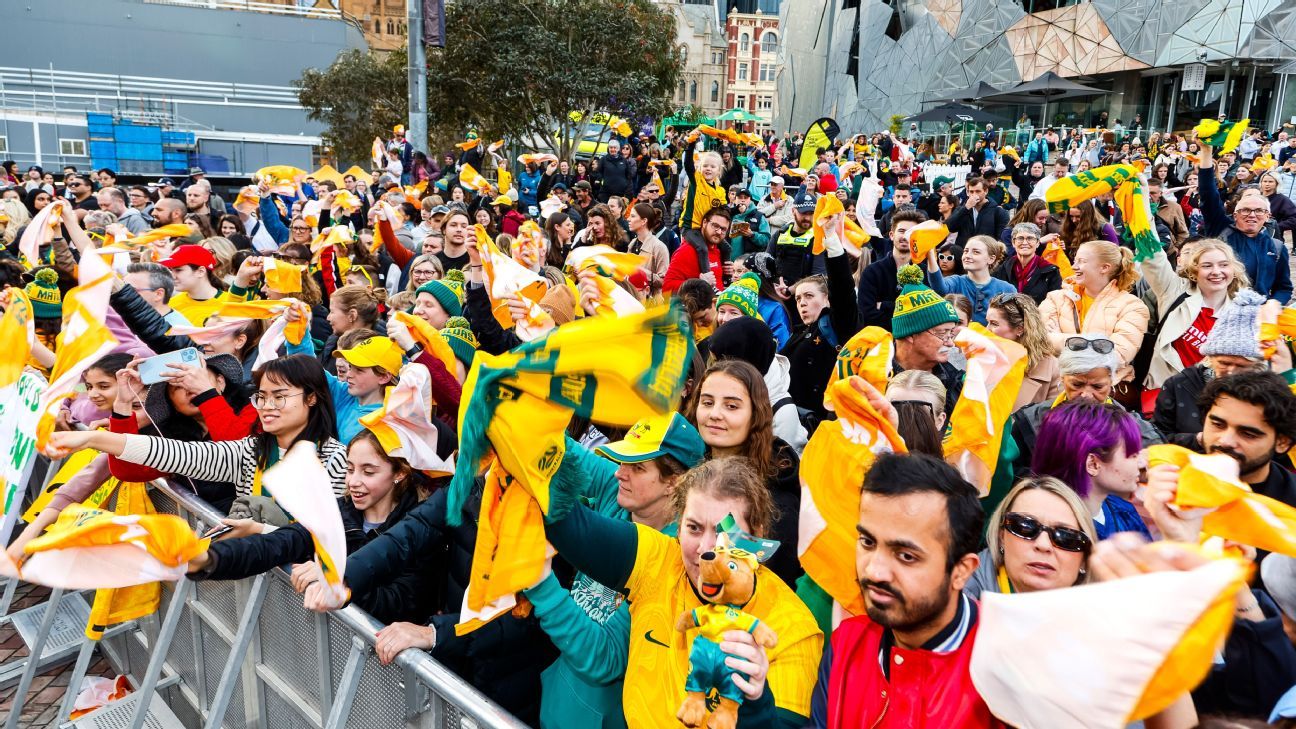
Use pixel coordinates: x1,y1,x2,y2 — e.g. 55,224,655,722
891,264,959,339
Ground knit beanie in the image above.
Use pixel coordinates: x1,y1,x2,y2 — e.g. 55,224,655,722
25,268,62,319
1201,289,1265,359
892,264,960,339
715,272,762,320
709,317,776,374
439,316,478,367
417,270,465,318
538,282,576,325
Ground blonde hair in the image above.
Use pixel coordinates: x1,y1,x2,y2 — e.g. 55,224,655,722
388,290,416,312
985,476,1096,587
0,199,31,243
404,254,444,292
331,284,386,327
989,293,1053,371
966,234,1007,269
1078,240,1139,292
1182,238,1250,296
202,236,238,281
669,457,776,539
887,370,946,412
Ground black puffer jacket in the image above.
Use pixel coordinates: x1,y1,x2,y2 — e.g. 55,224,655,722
109,285,198,354
781,251,859,417
765,439,803,586
194,487,445,625
1153,364,1209,448
345,480,557,726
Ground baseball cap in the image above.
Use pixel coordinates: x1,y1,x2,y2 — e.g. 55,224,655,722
595,413,705,468
552,182,569,192
430,205,450,216
492,195,513,207
573,180,593,191
793,194,817,213
770,176,785,185
160,245,217,271
158,177,176,186
933,175,953,189
334,335,403,375
735,188,752,198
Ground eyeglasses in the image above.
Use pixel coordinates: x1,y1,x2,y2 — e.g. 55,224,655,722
926,327,957,344
1236,208,1269,217
1064,336,1115,354
290,226,311,232
1003,512,1092,553
252,391,305,410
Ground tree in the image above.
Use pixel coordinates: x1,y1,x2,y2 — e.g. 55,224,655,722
295,47,408,168
426,0,681,161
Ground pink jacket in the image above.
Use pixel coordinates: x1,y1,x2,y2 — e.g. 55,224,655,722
1039,281,1149,383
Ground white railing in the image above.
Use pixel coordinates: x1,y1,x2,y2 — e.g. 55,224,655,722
140,0,346,20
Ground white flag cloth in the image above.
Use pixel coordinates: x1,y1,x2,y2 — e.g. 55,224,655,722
261,442,348,602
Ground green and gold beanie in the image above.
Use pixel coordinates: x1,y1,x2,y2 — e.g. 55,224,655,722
892,264,959,339
25,268,62,319
715,272,762,320
439,316,478,367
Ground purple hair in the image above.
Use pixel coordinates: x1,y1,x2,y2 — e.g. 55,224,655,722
1030,401,1141,498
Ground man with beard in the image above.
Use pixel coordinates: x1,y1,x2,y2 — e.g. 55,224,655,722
1199,370,1296,506
809,453,1003,728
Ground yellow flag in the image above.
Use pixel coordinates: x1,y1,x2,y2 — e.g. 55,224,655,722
232,186,259,215
36,249,117,452
331,190,362,215
262,257,304,294
907,220,949,263
458,164,495,196
359,363,456,475
799,377,907,620
17,199,65,268
563,244,646,317
394,311,456,373
255,165,307,196
118,224,194,250
829,326,893,393
1044,161,1146,215
86,480,160,640
518,153,558,166
213,299,289,320
812,194,869,256
372,137,386,169
476,224,549,330
944,323,1028,497
1042,238,1075,279
0,289,33,389
1149,444,1296,556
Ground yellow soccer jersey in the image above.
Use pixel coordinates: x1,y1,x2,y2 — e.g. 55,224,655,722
678,169,727,231
620,524,822,727
692,604,759,643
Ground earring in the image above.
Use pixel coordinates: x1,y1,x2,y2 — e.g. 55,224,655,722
1078,568,1086,575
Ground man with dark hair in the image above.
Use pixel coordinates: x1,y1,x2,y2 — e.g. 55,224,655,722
65,175,99,220
857,208,933,329
809,452,999,728
946,176,1008,246
769,194,822,287
1199,370,1296,505
879,182,913,237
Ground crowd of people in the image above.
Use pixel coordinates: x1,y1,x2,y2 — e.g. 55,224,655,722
8,113,1296,729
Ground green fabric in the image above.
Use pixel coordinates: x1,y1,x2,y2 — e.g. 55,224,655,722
978,420,1020,528
794,574,834,638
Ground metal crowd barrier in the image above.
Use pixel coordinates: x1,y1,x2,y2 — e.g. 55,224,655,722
1,476,530,729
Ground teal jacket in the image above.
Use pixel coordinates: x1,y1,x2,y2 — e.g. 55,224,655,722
523,438,672,729
286,335,380,443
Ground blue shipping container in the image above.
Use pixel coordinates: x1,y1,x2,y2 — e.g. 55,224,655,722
118,142,164,161
114,125,162,144
89,141,117,158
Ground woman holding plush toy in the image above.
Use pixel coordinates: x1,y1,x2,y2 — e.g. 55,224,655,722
540,454,823,729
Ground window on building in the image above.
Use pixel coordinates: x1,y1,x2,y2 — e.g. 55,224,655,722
60,139,86,157
690,81,698,102
374,18,380,32
843,0,860,7
739,63,748,81
679,44,688,63
758,96,773,111
884,5,902,40
759,63,775,82
737,95,747,110
387,19,394,34
740,33,750,53
761,31,778,53
711,81,720,103
847,24,860,85
0,137,7,154
679,80,687,99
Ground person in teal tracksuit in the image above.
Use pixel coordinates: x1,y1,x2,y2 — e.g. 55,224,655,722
522,413,706,729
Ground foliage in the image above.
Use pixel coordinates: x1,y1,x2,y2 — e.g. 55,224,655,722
889,114,906,136
675,105,712,125
295,47,409,168
425,0,681,161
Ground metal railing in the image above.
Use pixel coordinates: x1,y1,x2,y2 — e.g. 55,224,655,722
140,0,345,20
2,477,529,729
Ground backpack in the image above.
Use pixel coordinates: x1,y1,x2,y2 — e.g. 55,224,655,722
774,396,822,437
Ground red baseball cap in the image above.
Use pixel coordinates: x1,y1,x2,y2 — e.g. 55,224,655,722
161,245,217,271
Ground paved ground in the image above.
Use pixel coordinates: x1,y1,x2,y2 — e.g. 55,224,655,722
0,583,114,728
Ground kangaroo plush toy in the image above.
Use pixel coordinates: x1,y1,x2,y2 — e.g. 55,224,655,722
675,524,780,729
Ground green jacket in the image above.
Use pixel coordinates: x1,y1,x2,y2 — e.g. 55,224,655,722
524,438,675,729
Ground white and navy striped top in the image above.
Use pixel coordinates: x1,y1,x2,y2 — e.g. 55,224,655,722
118,434,348,498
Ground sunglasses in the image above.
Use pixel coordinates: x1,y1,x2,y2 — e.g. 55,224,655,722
1003,512,1091,553
938,253,955,261
1065,336,1114,354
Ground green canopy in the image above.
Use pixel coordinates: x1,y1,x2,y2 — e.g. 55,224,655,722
715,108,763,123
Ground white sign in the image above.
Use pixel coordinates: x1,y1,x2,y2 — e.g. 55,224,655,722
0,371,47,545
1183,63,1207,92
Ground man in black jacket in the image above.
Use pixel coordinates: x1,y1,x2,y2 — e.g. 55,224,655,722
946,176,1009,246
598,139,635,202
856,208,933,329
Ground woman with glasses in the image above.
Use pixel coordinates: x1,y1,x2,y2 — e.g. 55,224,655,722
929,234,1015,325
1029,400,1150,540
1140,237,1253,410
987,293,1060,410
964,476,1095,599
992,222,1063,305
47,355,346,536
1039,240,1149,387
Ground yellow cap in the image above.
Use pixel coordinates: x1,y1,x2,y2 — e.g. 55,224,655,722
492,195,513,207
334,336,403,376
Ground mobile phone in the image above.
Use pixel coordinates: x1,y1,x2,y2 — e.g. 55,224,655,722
138,347,200,385
202,524,234,539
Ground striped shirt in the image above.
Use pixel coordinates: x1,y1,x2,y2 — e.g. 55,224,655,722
118,434,348,498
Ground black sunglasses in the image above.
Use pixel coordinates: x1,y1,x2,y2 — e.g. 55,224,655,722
1065,336,1115,354
1003,512,1091,553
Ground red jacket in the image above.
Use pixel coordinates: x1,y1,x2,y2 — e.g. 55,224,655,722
107,391,257,482
812,604,1005,729
662,233,724,294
